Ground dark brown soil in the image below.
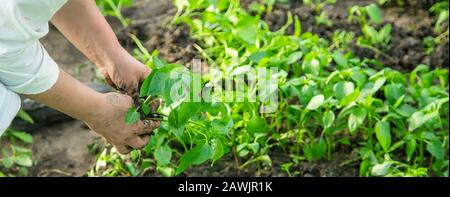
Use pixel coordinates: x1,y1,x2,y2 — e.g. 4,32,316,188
30,121,97,177
117,0,198,64
183,150,358,177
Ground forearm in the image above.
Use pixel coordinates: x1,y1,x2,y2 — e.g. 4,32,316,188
50,0,150,94
50,0,125,68
24,69,158,153
25,69,104,123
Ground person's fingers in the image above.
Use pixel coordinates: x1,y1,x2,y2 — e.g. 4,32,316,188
144,119,160,131
99,68,118,89
128,67,150,97
135,120,160,135
140,135,150,145
140,67,151,82
127,136,148,150
125,86,140,103
115,145,131,154
105,77,118,90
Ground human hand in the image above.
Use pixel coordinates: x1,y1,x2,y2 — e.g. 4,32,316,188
51,1,150,97
98,48,150,98
85,92,159,154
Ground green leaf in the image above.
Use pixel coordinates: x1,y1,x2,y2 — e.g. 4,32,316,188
338,138,351,145
311,138,327,160
395,104,416,117
231,65,252,76
362,24,377,39
154,145,172,166
408,98,448,131
176,141,212,175
333,81,354,100
294,15,302,36
298,85,317,106
306,94,324,110
304,145,313,161
427,140,445,160
140,74,152,97
366,4,382,24
389,141,404,152
173,0,189,10
384,83,404,105
125,108,140,125
348,108,367,134
130,150,140,161
323,111,335,129
410,64,429,85
247,115,269,134
10,131,33,144
157,166,175,177
340,88,360,106
16,110,34,124
191,143,212,166
141,104,151,115
378,24,392,43
435,11,449,33
375,121,391,153
126,163,138,176
406,139,416,161
211,140,226,163
236,18,258,45
359,159,371,176
332,51,348,68
152,56,166,68
248,142,260,154
169,101,202,132
359,77,386,99
371,162,391,176
211,119,233,135
302,58,321,76
249,52,268,63
2,157,13,168
11,145,31,155
14,155,33,167
351,70,367,88
286,51,303,65
408,110,437,132
140,64,189,105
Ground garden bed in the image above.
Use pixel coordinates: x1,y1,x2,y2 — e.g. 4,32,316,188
4,0,446,177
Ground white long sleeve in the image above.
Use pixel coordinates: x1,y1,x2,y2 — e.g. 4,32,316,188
0,83,21,135
0,0,68,135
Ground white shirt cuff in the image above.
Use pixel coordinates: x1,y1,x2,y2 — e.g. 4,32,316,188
0,41,60,95
0,83,21,136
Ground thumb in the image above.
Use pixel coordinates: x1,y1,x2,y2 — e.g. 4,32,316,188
140,67,151,82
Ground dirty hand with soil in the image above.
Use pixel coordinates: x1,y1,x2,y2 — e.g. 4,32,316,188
13,0,161,154
51,0,151,98
25,69,159,154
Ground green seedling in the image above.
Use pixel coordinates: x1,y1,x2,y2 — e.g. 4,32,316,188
0,110,34,177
